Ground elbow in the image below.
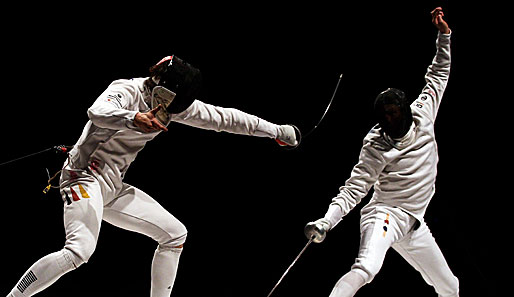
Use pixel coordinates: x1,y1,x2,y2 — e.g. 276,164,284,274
87,107,100,124
87,107,107,128
87,107,96,121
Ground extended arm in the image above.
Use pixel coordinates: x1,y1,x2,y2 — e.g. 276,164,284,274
414,7,452,121
170,99,298,145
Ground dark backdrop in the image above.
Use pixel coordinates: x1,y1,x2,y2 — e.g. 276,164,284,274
2,1,504,296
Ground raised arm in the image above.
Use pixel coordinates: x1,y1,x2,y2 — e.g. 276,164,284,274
414,7,452,121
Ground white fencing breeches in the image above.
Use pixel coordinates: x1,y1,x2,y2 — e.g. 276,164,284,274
329,206,459,297
8,169,187,297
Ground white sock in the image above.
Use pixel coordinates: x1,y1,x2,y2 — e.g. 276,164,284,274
329,271,366,297
8,249,76,297
151,245,183,297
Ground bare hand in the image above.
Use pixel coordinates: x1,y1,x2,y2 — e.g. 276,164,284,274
431,7,450,34
134,105,168,132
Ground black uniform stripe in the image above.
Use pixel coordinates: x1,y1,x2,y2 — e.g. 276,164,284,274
17,270,37,293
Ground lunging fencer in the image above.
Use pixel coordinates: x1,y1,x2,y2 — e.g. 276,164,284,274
7,56,299,297
304,8,459,297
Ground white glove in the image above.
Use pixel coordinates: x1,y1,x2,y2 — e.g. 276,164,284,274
304,218,331,243
275,125,301,147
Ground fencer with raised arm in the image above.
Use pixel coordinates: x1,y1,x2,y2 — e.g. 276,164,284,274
305,8,459,297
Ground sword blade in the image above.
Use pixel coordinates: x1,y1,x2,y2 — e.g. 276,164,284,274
266,236,314,297
303,73,343,139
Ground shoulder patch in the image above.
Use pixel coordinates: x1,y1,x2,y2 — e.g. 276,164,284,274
102,92,124,108
106,93,123,103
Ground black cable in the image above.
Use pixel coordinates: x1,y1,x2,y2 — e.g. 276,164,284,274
0,145,73,167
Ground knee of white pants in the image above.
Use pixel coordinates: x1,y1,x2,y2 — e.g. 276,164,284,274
157,219,187,247
160,229,187,248
64,238,97,267
351,259,382,283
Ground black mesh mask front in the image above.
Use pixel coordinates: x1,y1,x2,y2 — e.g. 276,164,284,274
373,88,413,139
150,56,203,114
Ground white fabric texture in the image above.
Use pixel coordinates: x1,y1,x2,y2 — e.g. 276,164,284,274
322,32,458,297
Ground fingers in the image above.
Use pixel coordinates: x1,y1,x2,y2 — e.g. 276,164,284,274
150,104,162,115
431,7,443,25
152,117,169,132
140,119,168,133
134,107,169,133
431,7,449,33
431,7,443,17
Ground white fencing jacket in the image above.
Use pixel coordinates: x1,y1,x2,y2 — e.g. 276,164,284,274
325,31,451,226
67,77,281,194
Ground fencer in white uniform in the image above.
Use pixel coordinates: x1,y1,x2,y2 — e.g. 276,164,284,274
305,8,459,297
7,56,299,297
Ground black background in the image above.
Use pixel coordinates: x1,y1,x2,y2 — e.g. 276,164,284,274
2,1,505,296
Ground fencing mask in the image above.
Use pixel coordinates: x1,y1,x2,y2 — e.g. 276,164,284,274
149,55,203,124
373,88,413,139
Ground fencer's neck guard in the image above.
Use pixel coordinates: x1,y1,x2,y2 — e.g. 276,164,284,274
374,88,413,139
149,55,203,114
382,122,416,150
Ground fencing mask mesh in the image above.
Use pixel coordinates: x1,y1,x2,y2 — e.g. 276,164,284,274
373,88,413,139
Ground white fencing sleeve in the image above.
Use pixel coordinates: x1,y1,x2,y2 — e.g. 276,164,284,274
324,141,387,228
413,31,451,122
87,81,139,130
170,100,280,138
